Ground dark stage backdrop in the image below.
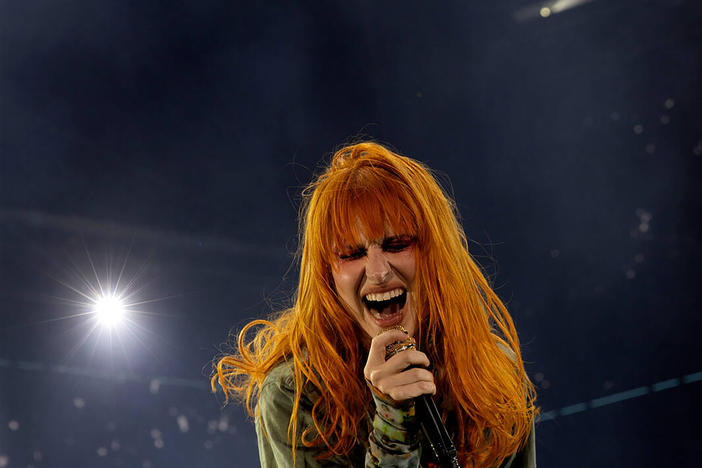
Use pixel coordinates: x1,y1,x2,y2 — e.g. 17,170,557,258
1,1,701,467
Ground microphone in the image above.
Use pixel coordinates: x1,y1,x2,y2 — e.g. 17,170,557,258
385,334,460,468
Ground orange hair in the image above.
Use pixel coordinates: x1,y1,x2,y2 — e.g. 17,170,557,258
212,141,537,467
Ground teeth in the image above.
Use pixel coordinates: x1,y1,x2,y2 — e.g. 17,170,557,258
364,288,404,302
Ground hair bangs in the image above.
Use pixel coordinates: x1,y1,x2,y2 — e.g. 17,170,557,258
317,166,420,264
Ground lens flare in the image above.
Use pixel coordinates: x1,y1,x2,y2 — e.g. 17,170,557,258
93,294,126,326
42,241,173,363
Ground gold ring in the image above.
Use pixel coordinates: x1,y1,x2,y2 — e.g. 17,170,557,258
384,339,416,360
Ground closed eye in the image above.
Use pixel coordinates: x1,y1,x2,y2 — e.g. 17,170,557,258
382,235,416,252
338,248,366,260
337,235,415,259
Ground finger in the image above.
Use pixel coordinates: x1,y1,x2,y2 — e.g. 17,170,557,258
378,366,435,390
366,329,413,368
367,353,434,393
383,380,437,401
385,349,430,373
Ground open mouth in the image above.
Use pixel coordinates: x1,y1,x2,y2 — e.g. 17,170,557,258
362,288,407,324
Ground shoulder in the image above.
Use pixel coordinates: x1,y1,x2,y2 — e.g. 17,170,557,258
262,359,296,393
259,359,321,414
499,420,536,468
257,360,347,463
259,360,296,417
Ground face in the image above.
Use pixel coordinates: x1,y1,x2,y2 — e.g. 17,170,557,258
330,230,417,343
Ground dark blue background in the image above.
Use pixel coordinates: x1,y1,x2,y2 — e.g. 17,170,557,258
2,1,701,466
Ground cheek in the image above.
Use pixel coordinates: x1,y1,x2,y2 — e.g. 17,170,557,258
331,262,363,294
395,252,417,280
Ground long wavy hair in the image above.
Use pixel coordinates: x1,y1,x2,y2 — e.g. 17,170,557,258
212,141,537,467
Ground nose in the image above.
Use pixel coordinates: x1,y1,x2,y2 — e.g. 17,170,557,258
365,245,392,284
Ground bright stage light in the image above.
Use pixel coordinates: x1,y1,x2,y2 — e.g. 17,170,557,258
47,243,167,363
93,294,126,326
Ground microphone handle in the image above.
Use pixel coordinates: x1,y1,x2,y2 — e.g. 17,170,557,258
415,394,461,468
381,330,460,467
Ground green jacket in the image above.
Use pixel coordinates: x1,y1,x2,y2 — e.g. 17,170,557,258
256,360,536,467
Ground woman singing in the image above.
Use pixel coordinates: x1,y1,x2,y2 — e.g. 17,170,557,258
212,142,537,467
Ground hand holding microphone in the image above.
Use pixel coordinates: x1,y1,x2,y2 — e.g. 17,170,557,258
364,326,460,468
364,327,436,402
